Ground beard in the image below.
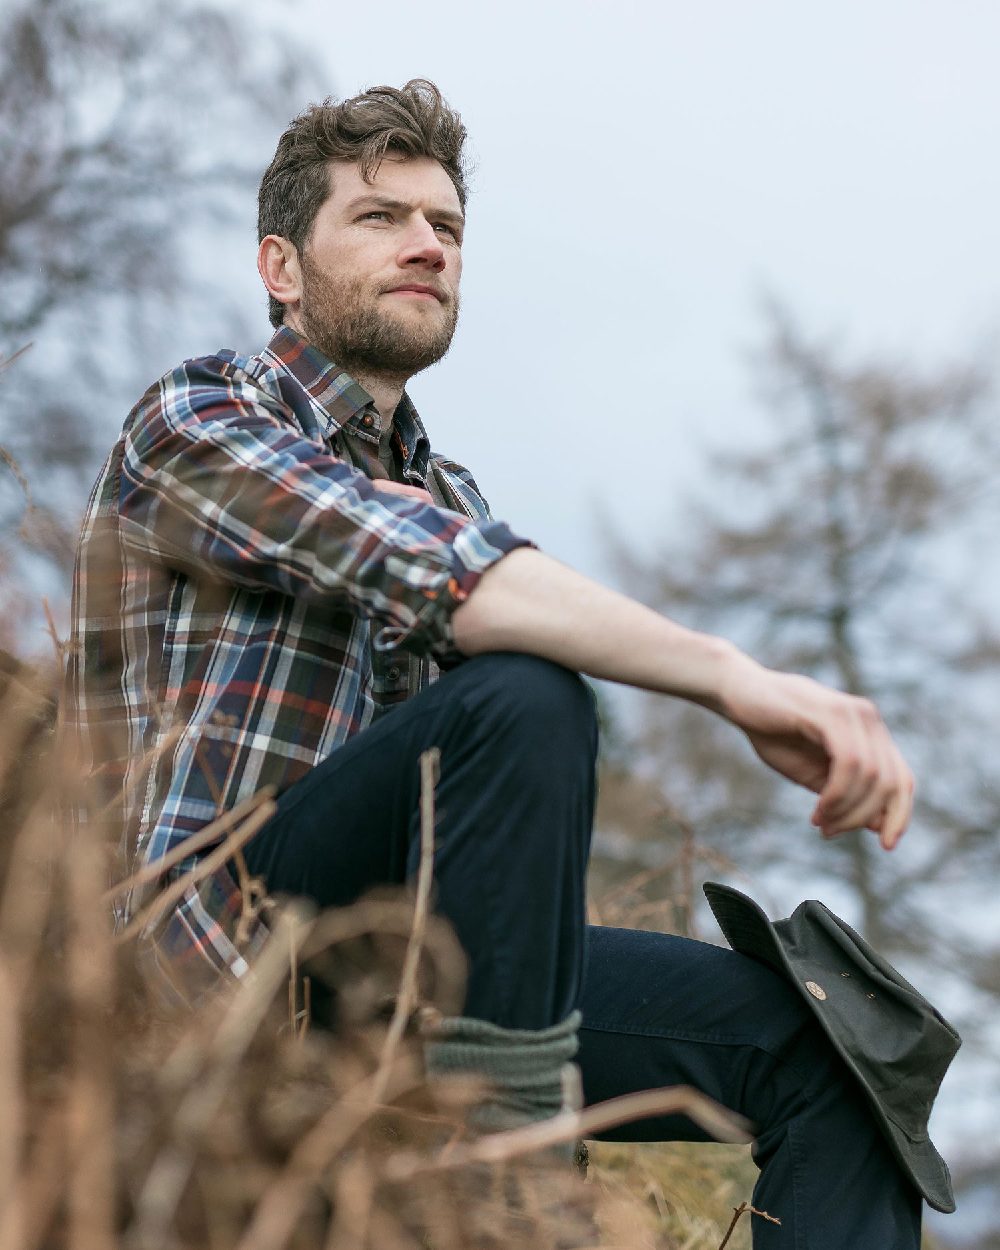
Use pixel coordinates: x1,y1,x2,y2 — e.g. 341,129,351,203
298,252,460,379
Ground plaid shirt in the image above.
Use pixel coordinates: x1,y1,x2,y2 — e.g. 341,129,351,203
66,326,528,993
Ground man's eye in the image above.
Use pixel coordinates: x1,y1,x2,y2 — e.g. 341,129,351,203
434,223,461,242
359,211,390,222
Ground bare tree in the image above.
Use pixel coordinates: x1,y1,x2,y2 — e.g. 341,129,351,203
0,0,320,640
0,0,307,348
610,304,1000,951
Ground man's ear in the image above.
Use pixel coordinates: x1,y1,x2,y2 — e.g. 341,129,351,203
258,235,303,317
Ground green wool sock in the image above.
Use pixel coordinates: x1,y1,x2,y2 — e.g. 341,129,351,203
424,1009,582,1136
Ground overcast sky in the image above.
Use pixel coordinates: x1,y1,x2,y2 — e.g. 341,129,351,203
245,0,1000,586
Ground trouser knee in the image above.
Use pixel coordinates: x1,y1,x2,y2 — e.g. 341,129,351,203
456,652,600,765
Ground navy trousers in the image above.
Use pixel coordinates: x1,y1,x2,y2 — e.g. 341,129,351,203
243,653,922,1248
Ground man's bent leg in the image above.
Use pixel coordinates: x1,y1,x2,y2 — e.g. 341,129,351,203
243,652,598,1029
577,925,922,1249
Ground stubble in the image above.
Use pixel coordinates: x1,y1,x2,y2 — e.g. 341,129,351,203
299,252,460,378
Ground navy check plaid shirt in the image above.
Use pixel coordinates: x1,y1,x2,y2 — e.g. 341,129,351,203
66,326,529,988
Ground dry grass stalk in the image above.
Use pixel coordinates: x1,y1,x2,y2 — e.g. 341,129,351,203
114,800,278,941
101,787,275,906
0,958,25,1250
369,746,439,1107
0,343,33,375
10,1105,66,1250
717,1199,781,1248
66,823,117,1250
234,1065,423,1250
387,1084,752,1181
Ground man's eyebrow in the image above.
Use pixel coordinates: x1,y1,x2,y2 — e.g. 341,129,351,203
343,193,465,227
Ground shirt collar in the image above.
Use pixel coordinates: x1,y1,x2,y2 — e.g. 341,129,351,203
261,325,373,434
262,325,431,477
392,392,432,479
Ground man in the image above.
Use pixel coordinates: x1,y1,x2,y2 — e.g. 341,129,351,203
68,80,922,1245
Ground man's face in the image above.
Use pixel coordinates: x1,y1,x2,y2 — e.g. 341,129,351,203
293,155,464,378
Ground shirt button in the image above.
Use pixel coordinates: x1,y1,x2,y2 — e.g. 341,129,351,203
387,666,401,682
361,414,375,428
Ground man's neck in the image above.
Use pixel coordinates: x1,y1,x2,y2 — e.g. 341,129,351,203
283,313,408,430
349,370,408,429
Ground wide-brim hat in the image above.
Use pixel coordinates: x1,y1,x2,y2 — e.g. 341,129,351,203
703,882,961,1214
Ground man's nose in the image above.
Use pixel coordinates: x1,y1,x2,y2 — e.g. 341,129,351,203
397,218,446,270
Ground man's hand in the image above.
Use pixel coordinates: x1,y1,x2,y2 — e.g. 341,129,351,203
715,660,914,850
452,548,914,851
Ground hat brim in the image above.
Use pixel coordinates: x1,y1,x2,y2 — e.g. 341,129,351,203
704,882,956,1214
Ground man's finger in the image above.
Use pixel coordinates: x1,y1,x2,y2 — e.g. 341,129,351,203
826,730,898,839
877,742,915,850
813,707,913,846
811,710,871,834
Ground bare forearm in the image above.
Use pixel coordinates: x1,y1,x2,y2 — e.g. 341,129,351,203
452,547,915,848
451,547,746,711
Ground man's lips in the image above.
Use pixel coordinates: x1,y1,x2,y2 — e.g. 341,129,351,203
383,283,446,302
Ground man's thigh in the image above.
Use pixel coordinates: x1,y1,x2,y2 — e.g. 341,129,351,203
241,649,596,914
241,666,460,905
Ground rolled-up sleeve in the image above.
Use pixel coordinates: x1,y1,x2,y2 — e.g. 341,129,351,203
117,360,531,661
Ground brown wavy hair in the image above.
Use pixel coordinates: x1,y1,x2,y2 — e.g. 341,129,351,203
257,79,469,327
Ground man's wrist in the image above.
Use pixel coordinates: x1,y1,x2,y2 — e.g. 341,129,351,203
674,635,756,718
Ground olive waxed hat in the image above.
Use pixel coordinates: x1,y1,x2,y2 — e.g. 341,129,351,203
703,882,961,1214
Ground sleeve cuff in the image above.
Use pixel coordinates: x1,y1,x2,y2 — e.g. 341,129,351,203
372,520,534,663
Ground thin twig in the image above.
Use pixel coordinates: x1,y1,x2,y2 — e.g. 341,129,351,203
286,925,312,1038
370,747,440,1106
66,812,116,1250
0,959,24,1250
88,725,184,832
0,343,33,375
718,1200,781,1250
185,737,271,947
232,846,267,946
40,598,66,662
718,1202,747,1250
0,797,70,998
387,1084,753,1180
323,1155,375,1250
114,800,277,941
288,924,299,1035
0,444,31,519
6,1106,66,1250
102,787,276,903
235,1068,423,1250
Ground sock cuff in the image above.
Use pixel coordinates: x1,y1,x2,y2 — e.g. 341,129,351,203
423,1010,582,1132
426,1008,581,1048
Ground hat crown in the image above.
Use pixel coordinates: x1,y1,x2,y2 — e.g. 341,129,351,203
777,902,959,1138
704,883,961,1214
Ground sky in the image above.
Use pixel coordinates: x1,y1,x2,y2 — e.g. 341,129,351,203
251,0,1000,587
